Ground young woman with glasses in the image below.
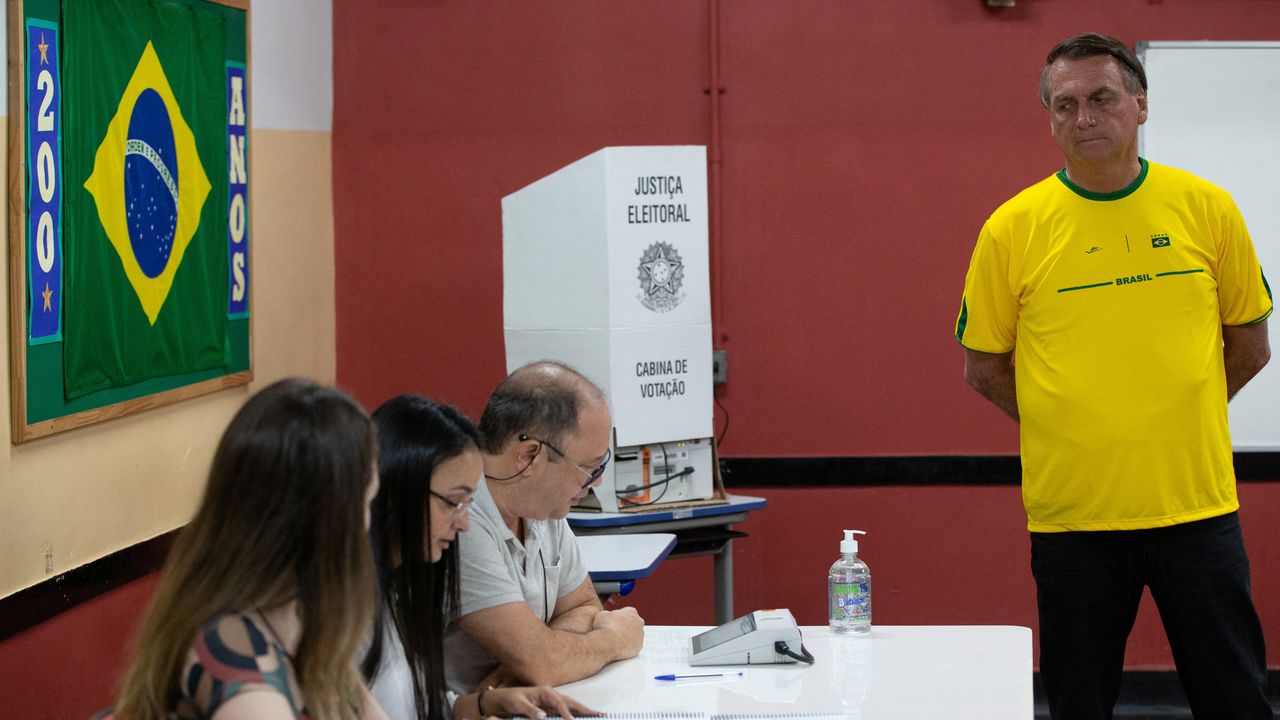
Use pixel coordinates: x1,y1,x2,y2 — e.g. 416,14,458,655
362,395,593,720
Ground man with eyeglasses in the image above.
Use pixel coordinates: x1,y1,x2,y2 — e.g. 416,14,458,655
443,361,645,695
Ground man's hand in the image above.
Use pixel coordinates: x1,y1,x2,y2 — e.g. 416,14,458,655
591,607,645,660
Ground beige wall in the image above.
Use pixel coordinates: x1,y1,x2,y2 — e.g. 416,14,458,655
0,124,336,599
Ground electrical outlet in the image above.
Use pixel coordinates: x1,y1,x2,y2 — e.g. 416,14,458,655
712,348,727,385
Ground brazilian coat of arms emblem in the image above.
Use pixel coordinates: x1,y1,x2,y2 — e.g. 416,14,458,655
637,241,685,313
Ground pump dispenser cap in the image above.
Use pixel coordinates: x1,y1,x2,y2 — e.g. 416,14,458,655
841,529,866,554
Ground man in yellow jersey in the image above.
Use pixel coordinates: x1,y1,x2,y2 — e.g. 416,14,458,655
956,33,1273,720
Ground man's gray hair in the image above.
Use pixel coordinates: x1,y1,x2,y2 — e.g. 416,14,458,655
477,361,606,454
1040,33,1147,108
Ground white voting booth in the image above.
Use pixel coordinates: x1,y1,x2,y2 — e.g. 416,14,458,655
502,146,715,512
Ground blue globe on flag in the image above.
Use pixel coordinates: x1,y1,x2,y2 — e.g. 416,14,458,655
124,88,178,279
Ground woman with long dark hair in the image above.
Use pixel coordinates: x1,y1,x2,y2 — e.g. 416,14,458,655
110,378,386,720
364,395,592,720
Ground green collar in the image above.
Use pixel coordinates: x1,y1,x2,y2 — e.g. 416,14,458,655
1056,158,1148,201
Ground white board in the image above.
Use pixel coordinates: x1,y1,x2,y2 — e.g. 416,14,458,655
1140,41,1280,450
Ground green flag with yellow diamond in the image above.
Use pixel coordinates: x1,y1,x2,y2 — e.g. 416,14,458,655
63,0,228,398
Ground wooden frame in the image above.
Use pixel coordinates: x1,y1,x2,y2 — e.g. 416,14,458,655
8,0,252,442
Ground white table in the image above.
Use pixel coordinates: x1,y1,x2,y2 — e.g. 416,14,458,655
556,625,1033,719
578,533,677,596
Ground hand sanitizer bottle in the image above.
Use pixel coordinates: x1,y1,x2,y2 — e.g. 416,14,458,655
828,529,871,634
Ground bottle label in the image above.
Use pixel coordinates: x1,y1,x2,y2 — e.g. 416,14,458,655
830,581,871,620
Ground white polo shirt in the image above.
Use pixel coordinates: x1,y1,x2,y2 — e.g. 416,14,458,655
442,476,589,694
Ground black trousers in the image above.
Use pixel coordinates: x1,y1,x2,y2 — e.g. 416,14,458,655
1031,512,1272,720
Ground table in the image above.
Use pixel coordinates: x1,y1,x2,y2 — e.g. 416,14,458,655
568,494,767,623
578,533,677,596
556,624,1033,719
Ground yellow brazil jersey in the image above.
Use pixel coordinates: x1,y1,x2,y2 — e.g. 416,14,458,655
956,160,1273,532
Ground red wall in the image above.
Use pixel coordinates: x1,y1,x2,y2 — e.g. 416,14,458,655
0,574,158,719
332,0,1280,671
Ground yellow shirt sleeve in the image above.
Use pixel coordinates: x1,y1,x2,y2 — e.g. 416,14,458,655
1214,192,1274,326
956,219,1019,353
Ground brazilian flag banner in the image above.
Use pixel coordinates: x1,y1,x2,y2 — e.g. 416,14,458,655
62,0,229,399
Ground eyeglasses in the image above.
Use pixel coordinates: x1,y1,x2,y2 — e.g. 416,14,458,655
522,434,612,489
429,489,472,519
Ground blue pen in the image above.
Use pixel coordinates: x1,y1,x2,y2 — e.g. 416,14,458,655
654,672,744,681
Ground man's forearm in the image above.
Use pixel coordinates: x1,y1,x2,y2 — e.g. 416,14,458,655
547,578,605,634
1223,320,1271,399
548,603,599,634
963,348,1020,422
501,625,626,686
459,600,640,688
